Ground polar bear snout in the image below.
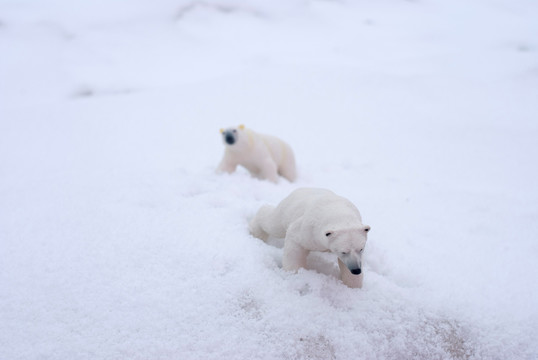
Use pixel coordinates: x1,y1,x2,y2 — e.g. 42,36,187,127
337,251,363,276
223,130,237,145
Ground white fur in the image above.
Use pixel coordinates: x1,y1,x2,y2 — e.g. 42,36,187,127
217,125,296,183
249,188,371,288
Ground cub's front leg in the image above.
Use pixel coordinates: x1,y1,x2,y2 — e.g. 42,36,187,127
258,157,279,183
282,220,309,271
217,155,238,173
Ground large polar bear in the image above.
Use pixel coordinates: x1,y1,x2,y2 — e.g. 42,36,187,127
217,125,296,183
249,188,371,288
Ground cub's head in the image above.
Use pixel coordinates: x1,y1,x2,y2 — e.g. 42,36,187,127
325,225,371,275
219,124,246,147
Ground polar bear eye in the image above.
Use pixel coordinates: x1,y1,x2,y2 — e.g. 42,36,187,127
325,232,332,237
340,251,349,256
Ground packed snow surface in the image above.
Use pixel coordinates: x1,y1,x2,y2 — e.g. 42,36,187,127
1,0,537,359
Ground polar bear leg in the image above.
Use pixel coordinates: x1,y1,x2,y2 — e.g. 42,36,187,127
278,148,297,182
258,158,279,183
282,220,309,271
217,155,238,173
279,163,296,182
283,241,309,271
338,258,363,288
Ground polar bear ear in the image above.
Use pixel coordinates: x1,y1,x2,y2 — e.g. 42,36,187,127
238,124,245,130
363,225,371,233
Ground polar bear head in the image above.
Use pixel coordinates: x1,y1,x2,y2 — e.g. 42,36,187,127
219,124,249,148
326,226,371,275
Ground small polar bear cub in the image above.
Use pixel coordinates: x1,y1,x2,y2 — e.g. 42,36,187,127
249,188,371,288
217,125,296,183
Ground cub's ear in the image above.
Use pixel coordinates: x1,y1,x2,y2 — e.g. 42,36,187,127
238,124,245,130
219,128,224,133
363,225,371,233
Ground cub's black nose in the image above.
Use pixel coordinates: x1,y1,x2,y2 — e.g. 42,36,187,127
225,134,235,145
350,268,362,275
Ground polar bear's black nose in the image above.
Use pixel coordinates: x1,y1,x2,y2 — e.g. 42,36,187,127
350,268,362,275
225,133,235,145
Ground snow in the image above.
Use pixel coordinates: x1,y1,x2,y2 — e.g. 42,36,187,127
1,0,537,358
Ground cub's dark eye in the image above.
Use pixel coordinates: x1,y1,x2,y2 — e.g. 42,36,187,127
341,252,349,256
325,232,332,237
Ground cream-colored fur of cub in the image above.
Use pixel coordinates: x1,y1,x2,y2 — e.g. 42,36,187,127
249,188,370,288
217,125,296,183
